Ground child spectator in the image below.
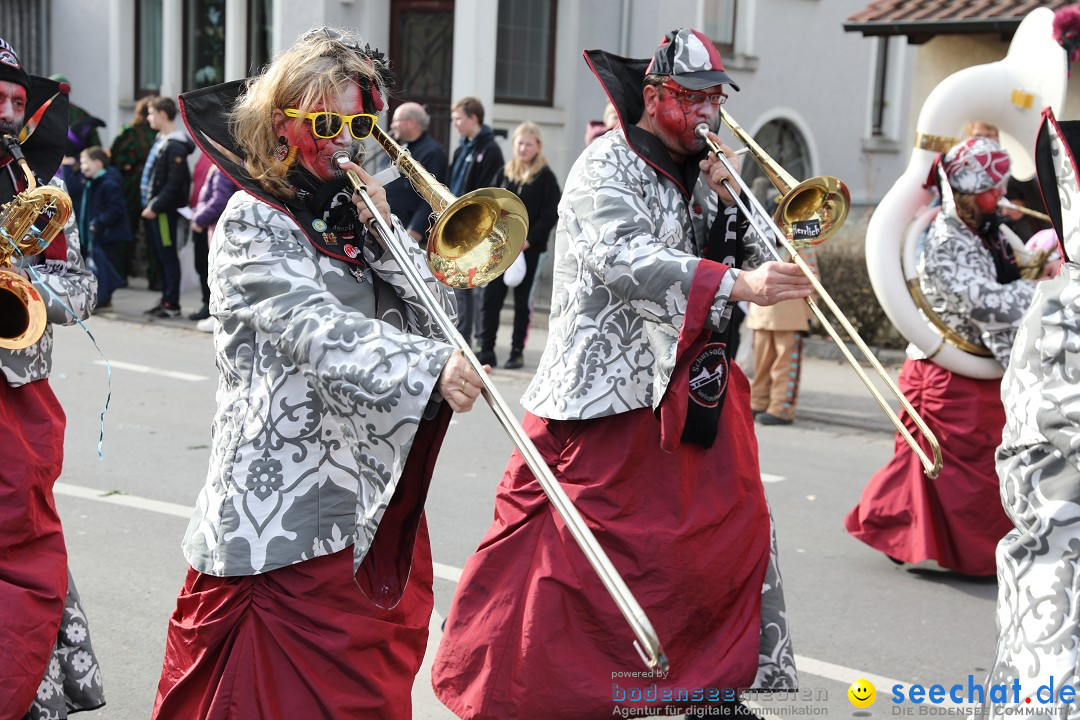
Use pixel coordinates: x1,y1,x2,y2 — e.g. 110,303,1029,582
188,162,239,323
78,146,131,308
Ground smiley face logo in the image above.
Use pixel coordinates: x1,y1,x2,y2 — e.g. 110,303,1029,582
848,678,876,708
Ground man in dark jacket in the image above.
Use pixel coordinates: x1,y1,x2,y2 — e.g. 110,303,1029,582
140,96,194,318
78,146,131,307
448,96,504,348
386,102,448,244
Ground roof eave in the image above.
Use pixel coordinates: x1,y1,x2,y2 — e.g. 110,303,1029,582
842,17,1023,42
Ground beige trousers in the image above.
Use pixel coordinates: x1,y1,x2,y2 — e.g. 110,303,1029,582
750,330,805,420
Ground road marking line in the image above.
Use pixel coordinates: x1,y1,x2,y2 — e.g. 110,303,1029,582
61,481,949,701
54,482,194,518
433,562,462,583
93,359,208,382
762,473,784,483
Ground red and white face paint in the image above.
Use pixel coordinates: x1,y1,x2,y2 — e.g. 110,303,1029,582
651,83,722,158
0,79,26,135
276,80,367,183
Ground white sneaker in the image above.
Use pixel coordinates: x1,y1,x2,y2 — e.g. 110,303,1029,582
196,317,215,333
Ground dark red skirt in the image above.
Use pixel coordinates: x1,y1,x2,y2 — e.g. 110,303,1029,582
845,358,1012,576
0,379,69,720
432,369,770,720
152,525,434,720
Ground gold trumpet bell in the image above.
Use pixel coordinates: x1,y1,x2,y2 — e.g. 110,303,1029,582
0,268,47,350
776,176,850,250
428,188,529,289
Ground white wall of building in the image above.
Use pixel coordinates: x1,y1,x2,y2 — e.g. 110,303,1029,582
41,0,980,214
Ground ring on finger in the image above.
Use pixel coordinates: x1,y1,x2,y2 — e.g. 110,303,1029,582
461,379,468,393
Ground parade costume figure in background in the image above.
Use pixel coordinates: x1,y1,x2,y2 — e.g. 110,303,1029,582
152,27,483,720
747,246,818,426
0,37,105,720
433,28,813,719
984,109,1080,720
846,136,1036,576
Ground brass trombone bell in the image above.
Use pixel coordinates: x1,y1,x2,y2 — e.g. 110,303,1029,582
720,110,850,249
368,124,528,289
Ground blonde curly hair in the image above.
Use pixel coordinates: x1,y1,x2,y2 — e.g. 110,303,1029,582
229,27,390,199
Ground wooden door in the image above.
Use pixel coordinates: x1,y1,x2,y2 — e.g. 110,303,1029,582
389,0,455,153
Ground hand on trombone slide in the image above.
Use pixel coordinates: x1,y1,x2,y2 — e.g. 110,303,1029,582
338,156,393,228
437,350,490,413
730,261,813,307
697,128,743,207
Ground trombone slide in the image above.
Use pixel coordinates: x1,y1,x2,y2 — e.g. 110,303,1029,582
696,123,943,479
333,154,670,673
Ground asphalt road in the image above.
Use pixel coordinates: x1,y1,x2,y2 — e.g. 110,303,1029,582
45,311,1000,720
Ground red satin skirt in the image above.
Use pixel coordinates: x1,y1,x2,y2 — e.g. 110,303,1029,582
432,380,770,720
845,358,1011,576
0,379,69,720
152,527,434,720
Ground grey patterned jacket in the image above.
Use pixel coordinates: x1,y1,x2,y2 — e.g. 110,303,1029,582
911,210,1034,368
522,129,769,419
181,191,457,578
1,176,97,387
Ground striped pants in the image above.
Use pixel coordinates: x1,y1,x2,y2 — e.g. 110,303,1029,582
750,330,805,420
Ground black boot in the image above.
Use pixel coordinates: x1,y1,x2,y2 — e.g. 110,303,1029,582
504,349,524,370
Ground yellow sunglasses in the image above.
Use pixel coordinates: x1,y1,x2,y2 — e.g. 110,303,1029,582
283,108,378,140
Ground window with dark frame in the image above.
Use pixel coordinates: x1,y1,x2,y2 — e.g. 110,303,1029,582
494,0,557,106
135,0,163,98
183,0,227,92
702,0,737,56
740,119,811,209
871,36,890,137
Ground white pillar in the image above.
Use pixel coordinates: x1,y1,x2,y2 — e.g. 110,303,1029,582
160,0,184,97
451,0,499,122
225,0,247,81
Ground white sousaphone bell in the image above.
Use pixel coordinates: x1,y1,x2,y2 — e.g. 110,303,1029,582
864,7,1067,379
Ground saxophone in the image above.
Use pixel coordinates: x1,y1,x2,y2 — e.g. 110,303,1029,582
0,135,73,350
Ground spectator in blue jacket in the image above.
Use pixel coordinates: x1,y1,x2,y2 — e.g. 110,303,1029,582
78,146,131,307
188,163,239,321
385,102,448,244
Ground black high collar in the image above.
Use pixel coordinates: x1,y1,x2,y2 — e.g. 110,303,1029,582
582,48,707,199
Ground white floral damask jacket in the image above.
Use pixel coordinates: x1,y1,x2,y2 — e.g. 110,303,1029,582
1,176,97,387
522,128,769,419
182,192,456,580
912,208,1034,368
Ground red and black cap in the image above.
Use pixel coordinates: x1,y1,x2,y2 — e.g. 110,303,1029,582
0,37,31,91
645,28,739,92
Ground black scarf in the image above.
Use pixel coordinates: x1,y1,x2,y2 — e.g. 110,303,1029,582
681,205,746,448
283,167,370,270
976,213,1021,285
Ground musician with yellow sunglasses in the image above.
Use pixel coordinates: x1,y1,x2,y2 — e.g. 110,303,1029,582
155,26,480,720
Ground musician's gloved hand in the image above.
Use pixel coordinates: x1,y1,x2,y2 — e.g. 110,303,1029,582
438,350,489,413
340,159,392,228
699,131,742,208
730,261,812,306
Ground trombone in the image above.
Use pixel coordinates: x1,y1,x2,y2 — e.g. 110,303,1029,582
332,125,670,673
698,115,943,479
998,198,1051,223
